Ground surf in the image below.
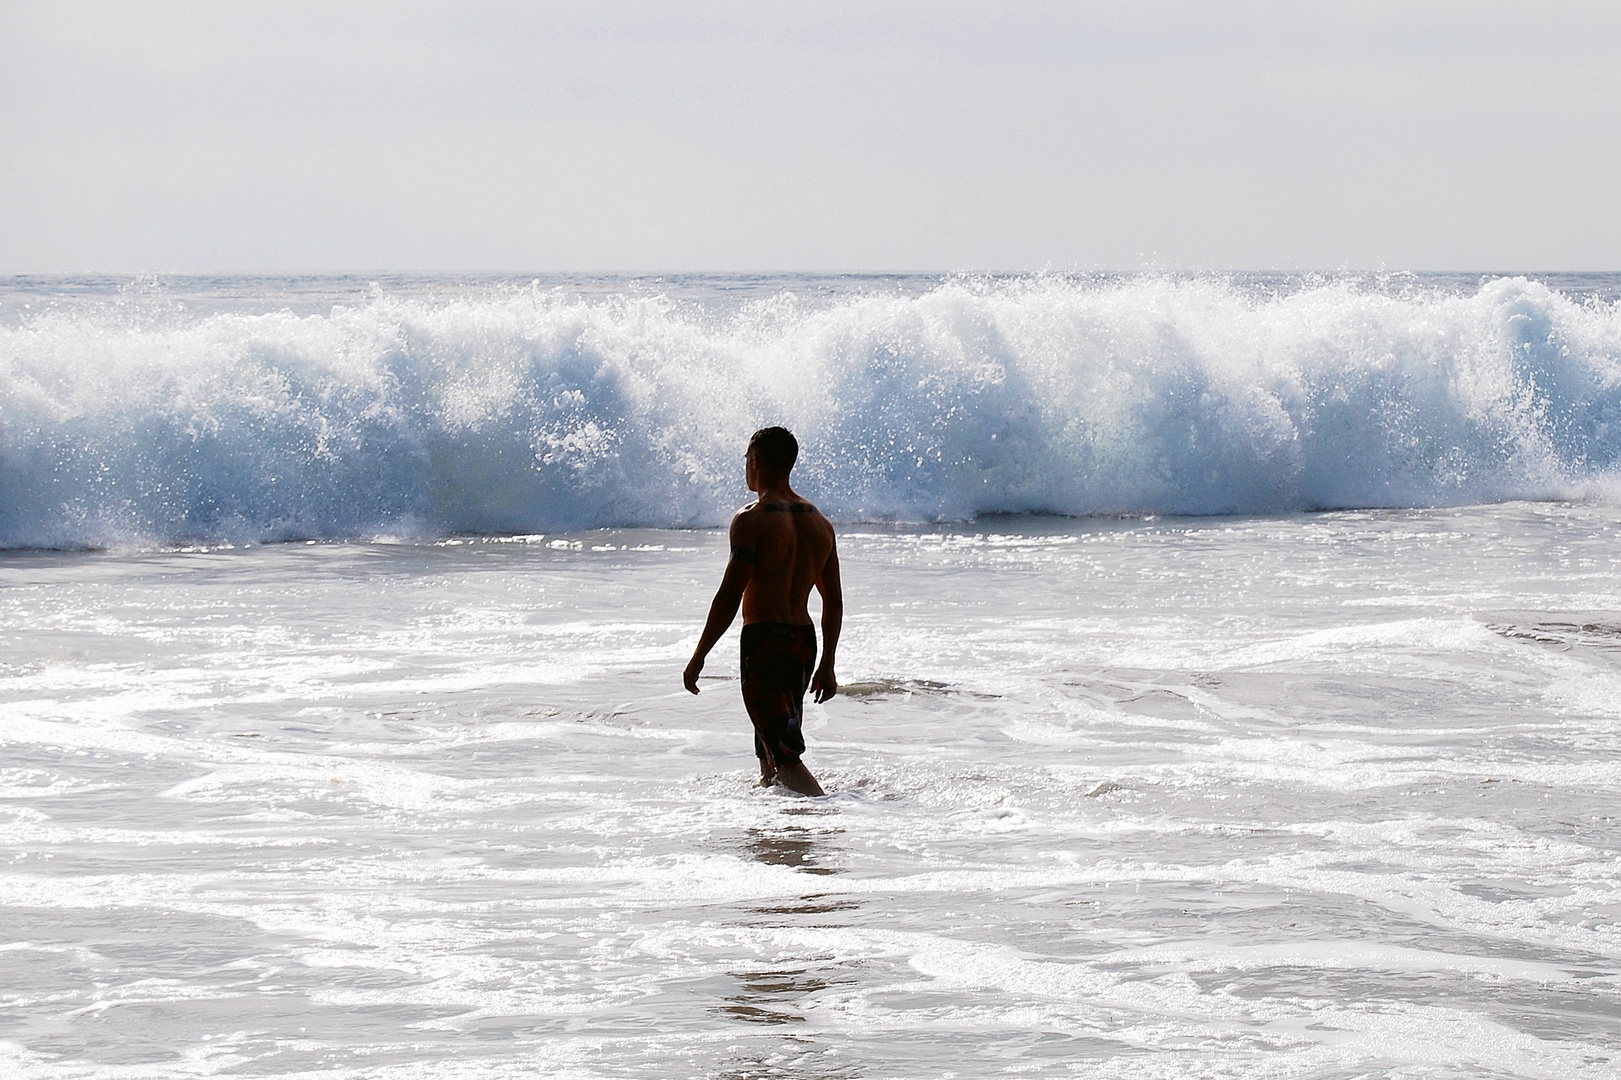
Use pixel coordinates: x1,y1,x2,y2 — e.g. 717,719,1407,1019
3,272,1620,548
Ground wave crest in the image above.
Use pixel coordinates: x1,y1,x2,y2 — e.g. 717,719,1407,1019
3,274,1620,547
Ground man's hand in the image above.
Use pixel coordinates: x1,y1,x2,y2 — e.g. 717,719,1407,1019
810,663,838,704
683,655,704,694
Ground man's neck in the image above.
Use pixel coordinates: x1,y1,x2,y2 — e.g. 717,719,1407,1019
753,478,795,503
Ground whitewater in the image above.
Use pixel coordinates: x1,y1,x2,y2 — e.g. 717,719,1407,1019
2,273,1620,1078
4,272,1621,547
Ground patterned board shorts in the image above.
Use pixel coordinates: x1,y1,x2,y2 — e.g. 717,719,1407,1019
739,622,818,766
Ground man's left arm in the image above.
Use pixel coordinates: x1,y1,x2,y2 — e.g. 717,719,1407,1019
810,543,842,703
683,518,755,694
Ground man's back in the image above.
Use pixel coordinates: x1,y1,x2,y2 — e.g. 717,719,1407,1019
737,497,835,626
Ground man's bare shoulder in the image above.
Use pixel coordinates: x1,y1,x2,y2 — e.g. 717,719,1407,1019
728,505,763,564
794,500,835,535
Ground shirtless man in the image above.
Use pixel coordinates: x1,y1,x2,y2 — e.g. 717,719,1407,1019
683,427,841,796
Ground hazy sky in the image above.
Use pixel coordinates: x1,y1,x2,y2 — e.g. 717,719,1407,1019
3,0,1619,272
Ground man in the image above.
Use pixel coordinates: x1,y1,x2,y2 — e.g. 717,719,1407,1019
683,426,841,796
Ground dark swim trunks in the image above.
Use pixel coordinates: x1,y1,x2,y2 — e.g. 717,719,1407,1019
739,622,818,766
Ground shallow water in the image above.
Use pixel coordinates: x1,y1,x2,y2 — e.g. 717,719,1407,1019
2,504,1619,1077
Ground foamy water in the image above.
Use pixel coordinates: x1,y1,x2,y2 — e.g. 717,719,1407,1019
3,503,1619,1078
4,272,1621,548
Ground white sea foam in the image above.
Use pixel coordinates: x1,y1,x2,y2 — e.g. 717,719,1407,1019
4,274,1621,547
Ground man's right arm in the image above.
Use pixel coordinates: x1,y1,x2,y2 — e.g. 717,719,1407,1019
684,515,755,694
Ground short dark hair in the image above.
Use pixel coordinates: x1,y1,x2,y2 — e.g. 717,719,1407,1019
748,426,799,472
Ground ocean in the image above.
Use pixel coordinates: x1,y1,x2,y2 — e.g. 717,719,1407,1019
2,273,1620,1078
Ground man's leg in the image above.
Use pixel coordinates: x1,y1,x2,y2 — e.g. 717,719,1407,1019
755,732,777,785
742,627,822,795
774,626,823,795
754,714,818,794
774,759,823,797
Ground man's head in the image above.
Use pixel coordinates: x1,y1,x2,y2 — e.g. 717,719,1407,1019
746,426,798,488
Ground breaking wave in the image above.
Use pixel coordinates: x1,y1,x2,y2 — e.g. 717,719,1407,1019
3,273,1621,548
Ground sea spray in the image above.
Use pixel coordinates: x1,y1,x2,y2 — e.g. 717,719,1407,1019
2,273,1620,548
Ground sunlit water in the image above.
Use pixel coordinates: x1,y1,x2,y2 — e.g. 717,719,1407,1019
3,503,1619,1078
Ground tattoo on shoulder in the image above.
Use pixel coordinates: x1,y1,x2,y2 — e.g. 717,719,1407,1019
731,544,757,564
